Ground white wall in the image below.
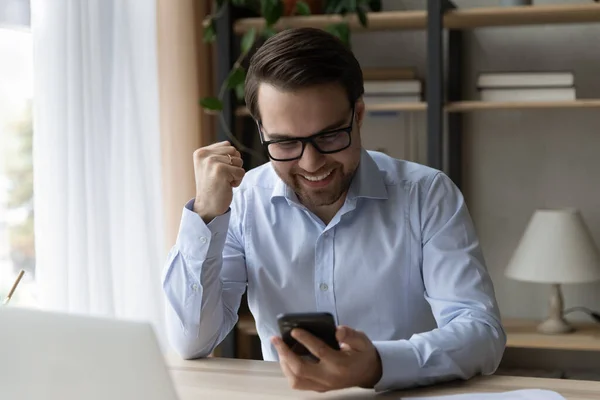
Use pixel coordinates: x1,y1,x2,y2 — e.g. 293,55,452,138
353,0,600,321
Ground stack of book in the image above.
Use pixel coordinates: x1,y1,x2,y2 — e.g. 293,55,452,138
477,71,576,102
362,67,422,105
359,68,423,163
363,80,422,105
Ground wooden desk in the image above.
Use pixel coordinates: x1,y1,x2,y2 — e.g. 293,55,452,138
166,355,600,399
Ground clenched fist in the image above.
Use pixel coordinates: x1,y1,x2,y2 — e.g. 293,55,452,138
193,141,245,223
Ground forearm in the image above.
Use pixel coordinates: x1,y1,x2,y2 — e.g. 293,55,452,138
162,205,239,359
372,311,506,392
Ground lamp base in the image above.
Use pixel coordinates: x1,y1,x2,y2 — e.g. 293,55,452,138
537,317,574,334
536,283,574,334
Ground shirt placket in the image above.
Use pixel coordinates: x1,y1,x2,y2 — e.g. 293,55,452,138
314,227,337,324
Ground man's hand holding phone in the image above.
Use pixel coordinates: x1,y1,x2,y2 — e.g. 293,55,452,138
271,318,383,393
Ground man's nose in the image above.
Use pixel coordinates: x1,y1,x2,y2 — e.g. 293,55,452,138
297,143,325,173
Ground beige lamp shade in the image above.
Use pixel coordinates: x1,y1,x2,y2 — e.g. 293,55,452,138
505,209,600,284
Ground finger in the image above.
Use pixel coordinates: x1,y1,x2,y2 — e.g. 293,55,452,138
291,328,340,363
219,154,243,168
207,140,231,148
193,145,239,165
211,147,239,156
225,165,245,182
339,343,351,351
273,338,331,393
209,141,242,159
336,326,369,352
272,337,324,382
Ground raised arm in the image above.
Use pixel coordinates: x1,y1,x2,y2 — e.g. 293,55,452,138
162,142,248,359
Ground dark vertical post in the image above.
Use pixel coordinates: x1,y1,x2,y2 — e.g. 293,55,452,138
215,1,236,144
214,1,236,359
448,28,463,189
427,0,444,171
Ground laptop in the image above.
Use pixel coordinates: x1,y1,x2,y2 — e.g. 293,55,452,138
0,307,180,400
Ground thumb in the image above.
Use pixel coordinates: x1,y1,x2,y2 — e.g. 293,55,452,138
336,326,369,352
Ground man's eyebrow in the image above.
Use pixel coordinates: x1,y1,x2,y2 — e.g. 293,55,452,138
263,115,349,141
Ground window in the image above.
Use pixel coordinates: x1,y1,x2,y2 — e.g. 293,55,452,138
0,8,36,307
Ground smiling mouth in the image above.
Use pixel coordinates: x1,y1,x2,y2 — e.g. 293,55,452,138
300,169,333,182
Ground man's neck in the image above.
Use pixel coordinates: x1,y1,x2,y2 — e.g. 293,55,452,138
307,193,347,226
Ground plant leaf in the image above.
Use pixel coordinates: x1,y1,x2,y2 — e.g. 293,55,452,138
296,1,311,15
235,82,245,102
261,0,283,26
203,18,216,43
326,22,350,47
226,67,246,89
216,0,226,10
356,6,368,28
241,28,257,54
199,97,223,111
262,26,277,38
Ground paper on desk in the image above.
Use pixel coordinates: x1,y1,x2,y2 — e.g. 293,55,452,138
404,389,566,400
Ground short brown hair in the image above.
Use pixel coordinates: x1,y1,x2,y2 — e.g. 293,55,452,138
245,27,364,120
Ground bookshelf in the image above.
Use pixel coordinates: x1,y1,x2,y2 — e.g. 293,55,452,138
211,1,600,359
234,10,428,33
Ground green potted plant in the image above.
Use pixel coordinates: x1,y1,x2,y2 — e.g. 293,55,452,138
200,0,382,113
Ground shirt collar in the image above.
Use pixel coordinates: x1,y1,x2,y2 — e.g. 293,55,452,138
270,148,388,203
347,148,388,201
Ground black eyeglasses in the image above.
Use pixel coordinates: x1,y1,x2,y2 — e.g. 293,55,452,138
256,107,355,162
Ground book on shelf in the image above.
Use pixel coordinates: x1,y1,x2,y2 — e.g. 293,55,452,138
363,94,422,106
364,79,422,95
362,67,417,81
476,71,574,89
479,87,576,102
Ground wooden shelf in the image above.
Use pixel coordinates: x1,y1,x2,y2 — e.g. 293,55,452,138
446,99,600,112
445,3,600,29
236,107,251,117
503,319,600,352
235,102,426,117
234,10,427,34
364,102,428,112
234,4,600,34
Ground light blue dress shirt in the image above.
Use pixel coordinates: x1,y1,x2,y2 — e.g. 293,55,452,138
162,149,506,392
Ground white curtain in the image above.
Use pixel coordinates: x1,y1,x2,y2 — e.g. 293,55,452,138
30,0,166,345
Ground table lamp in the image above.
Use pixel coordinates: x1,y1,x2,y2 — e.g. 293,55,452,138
505,208,600,334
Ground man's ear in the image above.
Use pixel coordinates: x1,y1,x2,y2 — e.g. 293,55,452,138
355,97,365,129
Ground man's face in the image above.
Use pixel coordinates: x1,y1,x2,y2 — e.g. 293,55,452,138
257,82,364,209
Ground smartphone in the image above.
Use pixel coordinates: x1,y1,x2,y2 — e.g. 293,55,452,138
277,312,340,361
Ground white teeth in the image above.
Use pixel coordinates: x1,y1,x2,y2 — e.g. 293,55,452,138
302,170,332,182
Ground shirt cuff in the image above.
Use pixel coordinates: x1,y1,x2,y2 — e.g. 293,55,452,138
176,199,231,261
372,340,422,392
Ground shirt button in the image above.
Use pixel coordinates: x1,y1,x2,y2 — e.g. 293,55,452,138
192,283,199,291
319,283,329,291
323,232,329,237
199,237,207,244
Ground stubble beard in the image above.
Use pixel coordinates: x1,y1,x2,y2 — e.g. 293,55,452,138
275,163,358,209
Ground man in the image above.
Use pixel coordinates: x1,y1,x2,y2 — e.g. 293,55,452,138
162,27,506,393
